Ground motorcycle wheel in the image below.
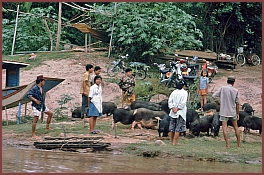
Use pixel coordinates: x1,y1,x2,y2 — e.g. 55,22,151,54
236,54,245,66
107,65,120,76
134,69,146,80
251,54,261,66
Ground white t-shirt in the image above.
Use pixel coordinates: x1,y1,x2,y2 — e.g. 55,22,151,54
89,84,102,113
168,88,188,120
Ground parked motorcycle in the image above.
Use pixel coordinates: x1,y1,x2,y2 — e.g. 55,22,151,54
107,54,149,80
157,59,198,88
153,63,172,81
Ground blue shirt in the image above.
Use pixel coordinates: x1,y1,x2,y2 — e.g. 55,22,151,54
199,77,209,89
26,84,46,111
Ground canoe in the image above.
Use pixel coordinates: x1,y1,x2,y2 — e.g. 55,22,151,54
2,77,65,110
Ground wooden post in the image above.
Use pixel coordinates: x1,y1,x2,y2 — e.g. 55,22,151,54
5,106,8,126
88,33,91,53
56,2,62,51
17,101,22,124
85,33,87,53
24,103,27,116
11,5,20,55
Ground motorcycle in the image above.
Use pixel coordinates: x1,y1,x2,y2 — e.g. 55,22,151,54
153,63,172,81
107,54,149,80
158,59,198,88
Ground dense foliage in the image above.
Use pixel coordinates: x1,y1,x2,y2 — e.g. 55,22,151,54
91,2,203,62
2,2,262,60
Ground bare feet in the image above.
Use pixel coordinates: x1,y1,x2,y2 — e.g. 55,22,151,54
225,145,230,148
32,135,41,139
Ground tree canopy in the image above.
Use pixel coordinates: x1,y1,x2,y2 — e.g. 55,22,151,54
2,2,261,61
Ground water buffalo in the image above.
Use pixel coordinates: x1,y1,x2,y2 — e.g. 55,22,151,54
72,102,117,118
211,111,251,136
130,100,161,111
102,102,117,116
190,115,213,136
112,108,135,127
242,103,255,116
159,99,169,114
158,114,170,137
243,116,262,134
202,103,220,112
132,108,167,130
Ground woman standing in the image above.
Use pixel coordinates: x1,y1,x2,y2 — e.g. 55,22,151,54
88,75,103,134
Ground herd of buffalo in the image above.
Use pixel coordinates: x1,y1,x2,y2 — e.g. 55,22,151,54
72,100,262,137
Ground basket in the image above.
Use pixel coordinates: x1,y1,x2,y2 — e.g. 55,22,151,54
237,47,243,54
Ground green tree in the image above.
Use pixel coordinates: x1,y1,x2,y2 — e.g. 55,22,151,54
177,2,262,56
91,2,203,62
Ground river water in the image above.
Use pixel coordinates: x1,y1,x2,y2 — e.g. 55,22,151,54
2,146,261,173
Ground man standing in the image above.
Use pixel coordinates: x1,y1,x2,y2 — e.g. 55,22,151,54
27,75,53,138
118,68,136,107
80,64,94,122
212,76,240,148
168,80,188,145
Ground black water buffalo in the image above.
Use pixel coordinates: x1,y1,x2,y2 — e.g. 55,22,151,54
71,102,117,118
242,103,255,116
132,108,167,130
102,102,117,116
130,100,161,111
186,109,200,129
211,111,251,136
190,115,213,136
112,108,135,126
158,114,170,137
202,103,220,112
243,116,262,134
159,99,169,114
157,109,199,137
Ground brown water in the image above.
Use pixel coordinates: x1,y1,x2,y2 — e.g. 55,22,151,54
2,146,261,173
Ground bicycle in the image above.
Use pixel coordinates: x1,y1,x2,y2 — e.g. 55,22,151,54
236,45,261,66
107,54,149,80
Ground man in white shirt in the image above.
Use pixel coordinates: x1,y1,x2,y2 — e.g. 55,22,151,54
168,80,188,145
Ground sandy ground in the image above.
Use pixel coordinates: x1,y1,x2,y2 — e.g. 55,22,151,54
2,51,262,120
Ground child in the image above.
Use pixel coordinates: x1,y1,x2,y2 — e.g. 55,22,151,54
118,68,136,107
198,69,209,111
80,64,94,122
88,75,103,134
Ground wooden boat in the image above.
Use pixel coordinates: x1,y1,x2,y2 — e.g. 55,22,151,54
2,77,65,110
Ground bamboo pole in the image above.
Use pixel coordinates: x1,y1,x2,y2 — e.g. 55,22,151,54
108,2,117,58
44,18,53,51
11,5,19,56
56,2,62,51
